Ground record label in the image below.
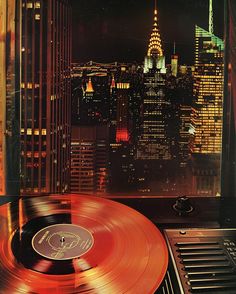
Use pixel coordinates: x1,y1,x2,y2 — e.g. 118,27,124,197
32,224,94,260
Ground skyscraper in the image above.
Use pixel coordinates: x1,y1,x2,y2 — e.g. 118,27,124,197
20,0,72,194
82,77,95,122
116,82,130,143
79,74,110,125
191,0,224,195
0,0,20,196
171,54,178,77
192,25,224,154
137,2,170,160
192,1,224,154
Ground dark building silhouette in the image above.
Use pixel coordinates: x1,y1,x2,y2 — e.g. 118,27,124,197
70,125,109,194
20,0,72,194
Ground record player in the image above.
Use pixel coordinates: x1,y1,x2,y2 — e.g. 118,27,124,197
1,193,236,293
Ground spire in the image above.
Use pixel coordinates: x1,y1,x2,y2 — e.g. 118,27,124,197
209,0,213,34
110,74,116,94
111,74,116,89
85,78,94,93
147,0,163,57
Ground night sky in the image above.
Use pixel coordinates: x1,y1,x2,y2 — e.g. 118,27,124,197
70,0,224,65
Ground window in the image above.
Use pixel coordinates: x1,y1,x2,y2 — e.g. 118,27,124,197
0,0,234,198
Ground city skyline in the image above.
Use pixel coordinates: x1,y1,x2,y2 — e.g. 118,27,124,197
70,0,224,196
70,0,224,64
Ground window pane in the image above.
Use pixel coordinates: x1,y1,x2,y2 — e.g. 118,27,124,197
0,0,227,198
70,0,224,197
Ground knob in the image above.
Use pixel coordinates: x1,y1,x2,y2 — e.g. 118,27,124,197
173,196,194,216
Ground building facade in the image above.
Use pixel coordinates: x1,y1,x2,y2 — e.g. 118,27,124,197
192,25,224,154
20,0,71,194
116,82,130,143
191,1,224,196
70,126,109,194
137,5,170,160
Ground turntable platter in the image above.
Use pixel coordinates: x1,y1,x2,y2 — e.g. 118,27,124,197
0,194,168,293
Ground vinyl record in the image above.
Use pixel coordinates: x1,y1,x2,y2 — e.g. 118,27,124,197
0,194,168,293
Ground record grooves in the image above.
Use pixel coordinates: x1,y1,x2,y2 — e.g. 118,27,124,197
0,194,168,293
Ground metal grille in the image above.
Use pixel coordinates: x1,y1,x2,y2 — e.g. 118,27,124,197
164,229,236,294
176,241,236,293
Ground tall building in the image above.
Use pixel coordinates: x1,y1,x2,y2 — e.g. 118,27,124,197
177,74,194,164
191,0,224,196
20,0,72,194
70,126,109,194
192,21,224,153
116,82,130,143
171,55,178,77
137,3,170,160
79,75,110,125
0,0,20,196
80,77,95,124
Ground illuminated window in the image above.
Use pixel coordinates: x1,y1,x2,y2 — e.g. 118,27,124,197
26,2,33,9
35,2,40,8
